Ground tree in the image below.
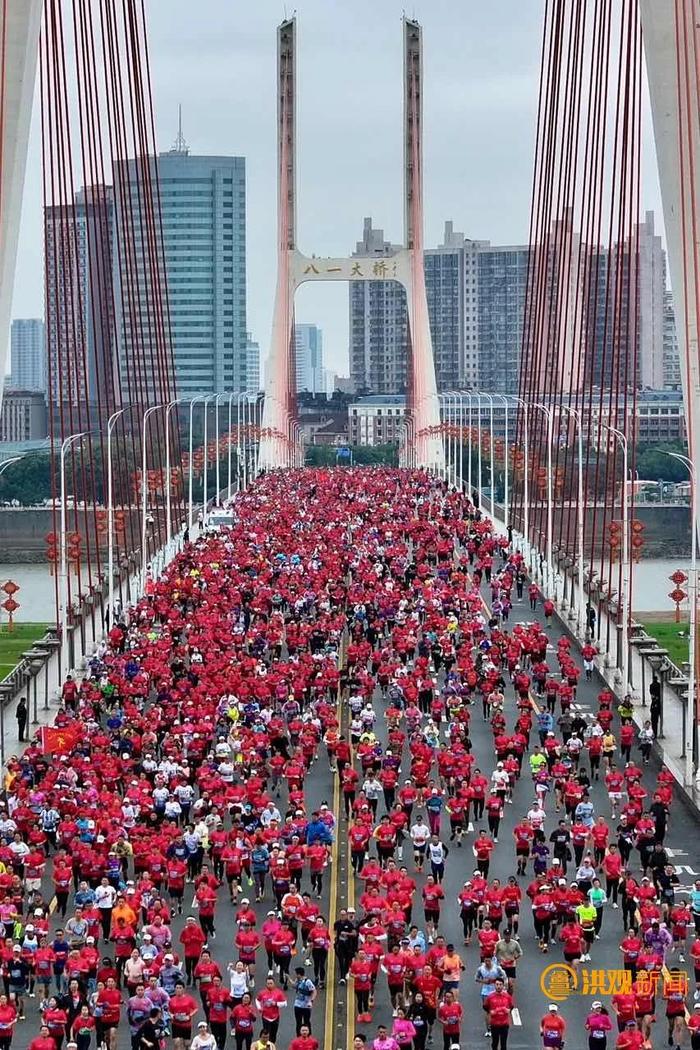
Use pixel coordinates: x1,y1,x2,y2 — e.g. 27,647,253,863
634,442,689,483
0,455,53,505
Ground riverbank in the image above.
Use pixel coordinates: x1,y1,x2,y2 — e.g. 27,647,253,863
640,618,690,666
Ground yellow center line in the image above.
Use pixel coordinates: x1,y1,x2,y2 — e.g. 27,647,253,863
323,631,346,1050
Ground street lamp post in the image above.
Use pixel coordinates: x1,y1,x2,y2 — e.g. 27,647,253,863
476,393,483,511
164,398,187,544
466,391,474,497
106,408,136,624
405,414,415,469
456,392,464,492
438,395,447,482
188,395,206,528
59,432,87,678
447,393,455,484
512,396,531,570
477,391,495,518
442,394,450,484
533,403,554,597
214,395,222,504
254,394,265,479
494,395,510,533
0,444,50,479
602,423,630,692
659,450,697,783
141,404,165,592
0,457,22,477
398,422,408,468
445,391,463,488
226,393,235,499
236,393,246,490
560,406,585,637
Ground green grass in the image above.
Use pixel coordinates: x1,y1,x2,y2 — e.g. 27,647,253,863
0,624,50,679
641,620,690,668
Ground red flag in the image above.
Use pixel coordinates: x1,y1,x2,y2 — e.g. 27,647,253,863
38,726,80,755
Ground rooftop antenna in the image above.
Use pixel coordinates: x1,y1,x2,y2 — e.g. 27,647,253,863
171,104,189,155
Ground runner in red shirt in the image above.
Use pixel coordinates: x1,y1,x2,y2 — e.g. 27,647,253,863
540,1005,566,1049
437,991,463,1047
289,1026,319,1050
485,978,513,1048
169,982,199,1049
349,949,374,1024
96,976,122,1050
28,1026,56,1050
254,977,287,1043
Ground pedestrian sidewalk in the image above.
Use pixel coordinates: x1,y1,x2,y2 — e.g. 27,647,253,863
486,501,698,801
0,518,208,772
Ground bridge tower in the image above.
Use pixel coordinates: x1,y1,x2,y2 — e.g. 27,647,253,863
0,2,43,409
258,17,444,472
641,2,700,520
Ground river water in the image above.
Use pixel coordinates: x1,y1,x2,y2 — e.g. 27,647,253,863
0,557,691,624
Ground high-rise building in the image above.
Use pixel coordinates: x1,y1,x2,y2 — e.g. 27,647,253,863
425,223,486,390
663,290,681,391
295,324,324,394
477,244,530,395
118,137,247,398
635,211,665,389
348,211,674,398
0,390,47,442
586,212,668,391
45,184,117,417
245,334,260,395
349,219,407,394
9,319,46,393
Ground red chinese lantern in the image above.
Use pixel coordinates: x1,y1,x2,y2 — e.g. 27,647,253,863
669,568,688,622
45,533,58,574
669,587,687,622
67,532,81,566
608,521,621,562
631,520,645,563
2,595,18,630
114,509,126,536
95,509,108,535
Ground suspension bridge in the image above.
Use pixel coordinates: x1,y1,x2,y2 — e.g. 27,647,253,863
0,3,699,755
2,8,700,1050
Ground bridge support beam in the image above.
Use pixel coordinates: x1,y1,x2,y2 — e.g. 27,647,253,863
404,19,444,472
259,18,296,472
641,1,700,497
260,16,444,474
0,1,42,411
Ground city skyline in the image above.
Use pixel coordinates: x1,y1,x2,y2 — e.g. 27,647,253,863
9,1,666,379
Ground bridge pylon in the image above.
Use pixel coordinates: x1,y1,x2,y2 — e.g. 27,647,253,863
258,17,444,474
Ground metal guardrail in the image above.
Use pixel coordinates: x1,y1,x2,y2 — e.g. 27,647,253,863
0,629,59,706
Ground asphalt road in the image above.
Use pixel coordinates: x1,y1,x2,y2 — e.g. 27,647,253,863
348,565,700,1050
20,722,340,1050
18,525,700,1050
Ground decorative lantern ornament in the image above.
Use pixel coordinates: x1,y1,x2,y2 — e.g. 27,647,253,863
669,569,688,623
1,580,20,631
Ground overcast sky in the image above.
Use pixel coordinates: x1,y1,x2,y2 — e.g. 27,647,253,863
11,0,664,376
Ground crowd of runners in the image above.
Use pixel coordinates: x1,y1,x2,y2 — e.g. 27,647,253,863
0,467,694,1050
